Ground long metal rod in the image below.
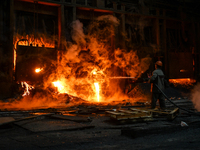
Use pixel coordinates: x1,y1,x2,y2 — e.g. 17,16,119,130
109,77,136,79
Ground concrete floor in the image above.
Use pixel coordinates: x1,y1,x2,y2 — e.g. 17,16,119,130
0,104,200,150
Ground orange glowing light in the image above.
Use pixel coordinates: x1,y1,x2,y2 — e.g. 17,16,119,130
94,82,100,102
21,82,34,96
13,34,55,72
180,70,187,72
35,68,43,73
169,78,196,86
14,50,16,71
13,34,55,48
52,81,66,93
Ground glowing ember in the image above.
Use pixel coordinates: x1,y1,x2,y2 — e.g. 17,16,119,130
35,68,43,73
94,82,100,102
180,70,187,72
13,34,55,72
169,78,196,86
52,81,66,93
13,34,55,48
21,82,34,97
14,50,16,71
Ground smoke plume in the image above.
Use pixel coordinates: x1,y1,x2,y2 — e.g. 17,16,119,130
191,83,200,111
6,15,152,110
43,15,152,102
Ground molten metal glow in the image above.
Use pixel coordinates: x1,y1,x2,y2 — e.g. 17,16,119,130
180,70,187,72
14,50,16,71
169,78,196,86
52,81,66,93
13,34,55,48
13,34,55,72
21,82,34,97
94,82,100,102
35,68,43,73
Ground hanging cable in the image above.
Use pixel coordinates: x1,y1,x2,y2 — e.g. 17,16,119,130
155,84,200,116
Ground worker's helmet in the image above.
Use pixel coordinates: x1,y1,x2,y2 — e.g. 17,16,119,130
155,61,162,67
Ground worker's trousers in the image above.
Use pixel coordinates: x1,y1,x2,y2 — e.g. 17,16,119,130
151,92,166,109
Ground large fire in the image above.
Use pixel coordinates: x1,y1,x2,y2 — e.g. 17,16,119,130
52,81,66,93
94,82,100,102
52,79,101,102
50,69,104,102
5,15,152,110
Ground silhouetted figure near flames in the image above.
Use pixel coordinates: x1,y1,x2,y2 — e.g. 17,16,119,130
149,61,166,110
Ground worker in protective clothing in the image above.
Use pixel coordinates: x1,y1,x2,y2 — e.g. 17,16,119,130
149,61,166,110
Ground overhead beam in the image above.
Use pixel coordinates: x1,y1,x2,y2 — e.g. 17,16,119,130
14,1,58,16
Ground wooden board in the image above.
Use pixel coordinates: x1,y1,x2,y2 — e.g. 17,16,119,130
106,107,179,122
0,117,15,125
105,109,152,121
141,108,180,120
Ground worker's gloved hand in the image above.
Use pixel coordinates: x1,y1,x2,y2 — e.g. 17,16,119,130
147,73,151,78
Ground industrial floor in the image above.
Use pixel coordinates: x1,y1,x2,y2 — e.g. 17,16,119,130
0,100,200,150
0,84,200,150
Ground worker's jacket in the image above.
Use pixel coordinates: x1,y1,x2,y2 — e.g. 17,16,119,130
149,68,165,93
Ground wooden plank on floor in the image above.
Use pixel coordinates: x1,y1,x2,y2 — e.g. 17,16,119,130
0,113,54,126
0,117,15,125
50,114,90,122
106,109,152,121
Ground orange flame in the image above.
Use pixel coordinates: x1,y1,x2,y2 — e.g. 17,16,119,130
8,16,151,109
35,68,43,73
50,69,104,102
52,81,66,93
13,34,55,48
94,82,100,102
13,34,55,72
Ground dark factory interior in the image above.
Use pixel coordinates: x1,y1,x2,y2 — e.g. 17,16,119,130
1,0,200,99
1,1,200,149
